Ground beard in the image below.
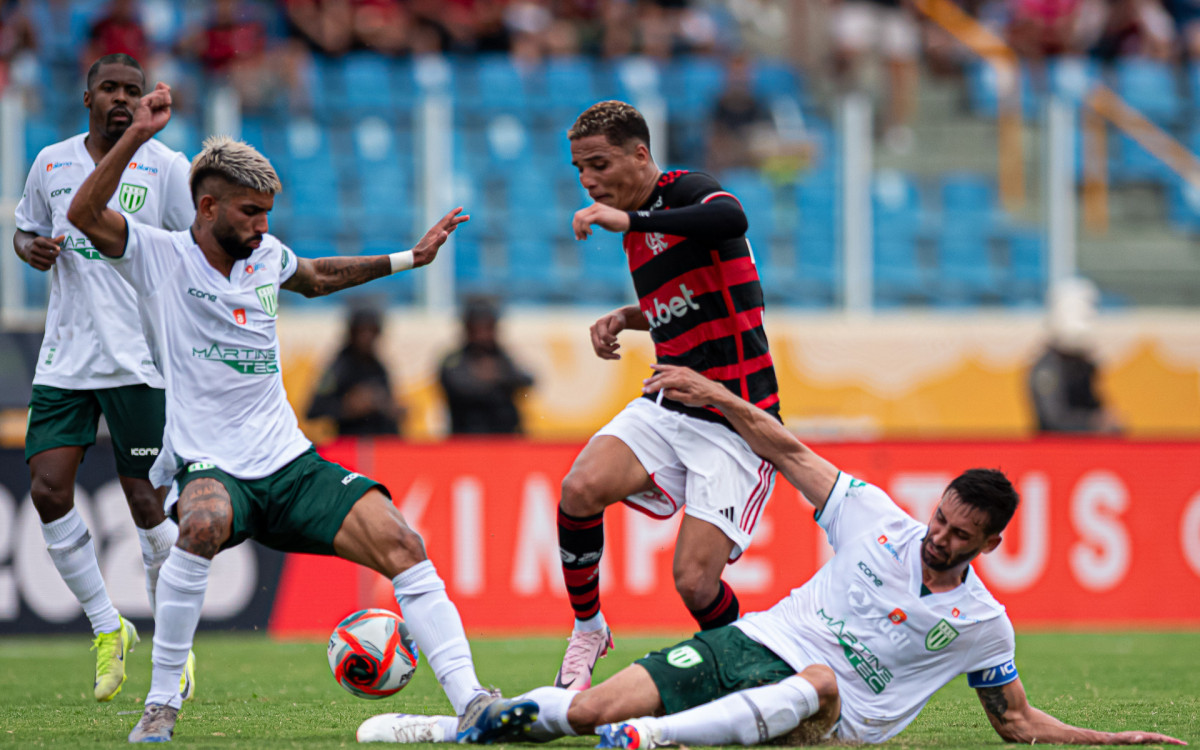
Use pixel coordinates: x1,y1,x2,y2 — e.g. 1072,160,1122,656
213,221,259,260
920,535,978,572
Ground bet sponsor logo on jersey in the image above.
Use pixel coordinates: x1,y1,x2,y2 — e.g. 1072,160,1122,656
643,283,701,330
127,161,159,175
876,534,901,562
45,161,73,171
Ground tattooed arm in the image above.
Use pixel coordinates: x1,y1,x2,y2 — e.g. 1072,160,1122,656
282,255,391,298
976,678,1184,745
282,208,467,298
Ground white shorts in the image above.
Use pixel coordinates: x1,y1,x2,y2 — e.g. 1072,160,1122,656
595,397,777,562
834,2,920,59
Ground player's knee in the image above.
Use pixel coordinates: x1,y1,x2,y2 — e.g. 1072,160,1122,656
801,664,839,709
124,486,166,528
29,474,73,521
560,469,610,516
672,566,718,609
565,690,605,732
379,524,428,575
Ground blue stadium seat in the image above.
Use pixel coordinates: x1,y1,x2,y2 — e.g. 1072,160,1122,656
362,241,417,303
275,119,345,238
720,170,776,266
342,52,398,117
466,55,532,116
1113,58,1182,126
790,225,838,307
543,57,599,117
1004,230,1046,305
1111,131,1175,183
939,172,1001,231
753,59,804,103
936,230,999,306
874,235,929,307
664,56,725,120
965,61,1037,120
576,233,631,304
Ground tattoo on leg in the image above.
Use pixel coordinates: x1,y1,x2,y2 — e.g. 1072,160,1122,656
177,478,233,559
979,686,1009,724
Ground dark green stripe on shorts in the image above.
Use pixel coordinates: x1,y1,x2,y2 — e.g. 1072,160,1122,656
25,383,165,477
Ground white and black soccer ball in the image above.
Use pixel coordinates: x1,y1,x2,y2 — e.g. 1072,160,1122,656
328,608,419,699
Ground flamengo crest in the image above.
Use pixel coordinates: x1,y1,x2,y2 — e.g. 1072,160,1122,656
255,284,277,317
118,183,147,213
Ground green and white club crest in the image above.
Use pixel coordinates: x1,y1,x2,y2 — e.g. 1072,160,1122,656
925,619,959,651
118,183,147,213
255,284,277,317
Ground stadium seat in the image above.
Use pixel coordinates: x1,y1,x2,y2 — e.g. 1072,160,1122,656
464,55,532,117
965,61,1037,120
939,172,1001,232
721,170,777,265
361,241,417,304
790,224,839,308
1004,229,1047,306
1048,56,1101,106
341,51,398,118
543,57,599,118
664,56,725,121
936,229,1000,306
1112,58,1182,126
753,58,805,103
874,234,930,307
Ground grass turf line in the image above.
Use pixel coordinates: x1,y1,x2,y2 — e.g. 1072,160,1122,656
0,631,1196,748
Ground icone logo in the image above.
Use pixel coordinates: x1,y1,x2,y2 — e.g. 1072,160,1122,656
130,447,160,457
857,561,883,587
187,287,216,302
127,162,159,174
46,161,73,171
50,187,72,197
642,283,700,329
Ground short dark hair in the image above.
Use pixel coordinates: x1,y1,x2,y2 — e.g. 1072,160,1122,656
568,100,651,150
86,54,145,92
947,468,1019,536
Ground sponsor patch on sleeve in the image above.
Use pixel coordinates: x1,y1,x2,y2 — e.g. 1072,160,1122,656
967,659,1019,688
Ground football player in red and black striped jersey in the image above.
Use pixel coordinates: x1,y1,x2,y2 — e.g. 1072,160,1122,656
552,101,783,692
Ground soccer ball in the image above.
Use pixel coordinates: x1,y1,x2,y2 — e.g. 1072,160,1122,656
327,608,419,699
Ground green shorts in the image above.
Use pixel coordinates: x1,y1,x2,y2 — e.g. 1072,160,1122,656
25,383,166,478
173,447,387,555
636,626,796,715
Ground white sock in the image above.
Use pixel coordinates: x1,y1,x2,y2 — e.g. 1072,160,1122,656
137,519,178,612
519,685,579,740
146,548,210,709
41,509,121,635
574,612,608,633
653,674,820,746
393,561,484,716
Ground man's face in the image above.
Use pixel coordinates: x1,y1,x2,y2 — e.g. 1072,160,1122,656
85,64,145,142
570,134,651,212
921,491,1000,572
211,189,273,260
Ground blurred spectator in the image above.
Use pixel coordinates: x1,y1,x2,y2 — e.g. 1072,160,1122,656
831,0,921,154
307,307,405,437
178,0,308,111
1163,0,1200,59
87,0,149,65
706,53,777,173
282,0,354,56
1089,0,1176,60
1028,278,1122,434
438,297,534,436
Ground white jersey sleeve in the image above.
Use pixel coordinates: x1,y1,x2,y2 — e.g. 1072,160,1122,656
963,615,1018,687
280,242,298,284
14,158,52,236
109,220,185,296
160,151,194,231
815,471,913,552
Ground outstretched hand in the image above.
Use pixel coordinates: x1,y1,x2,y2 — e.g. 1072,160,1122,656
1106,730,1187,745
642,364,724,407
573,202,630,240
589,310,628,360
412,207,469,267
131,82,172,138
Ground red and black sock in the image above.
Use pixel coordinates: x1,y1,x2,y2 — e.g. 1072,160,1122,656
690,579,739,630
558,507,605,621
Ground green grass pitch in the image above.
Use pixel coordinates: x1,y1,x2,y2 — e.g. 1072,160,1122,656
1,631,1196,748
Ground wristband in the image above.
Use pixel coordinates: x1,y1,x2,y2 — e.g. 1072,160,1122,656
389,250,414,274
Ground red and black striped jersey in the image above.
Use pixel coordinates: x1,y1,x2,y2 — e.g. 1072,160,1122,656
624,170,780,428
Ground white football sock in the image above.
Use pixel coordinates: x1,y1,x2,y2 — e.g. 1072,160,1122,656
393,561,484,716
519,685,579,740
146,547,210,709
41,509,121,635
574,612,608,633
653,674,820,746
137,519,178,612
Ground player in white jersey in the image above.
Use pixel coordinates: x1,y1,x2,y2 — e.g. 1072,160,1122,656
12,53,196,704
358,364,1183,748
67,81,538,745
